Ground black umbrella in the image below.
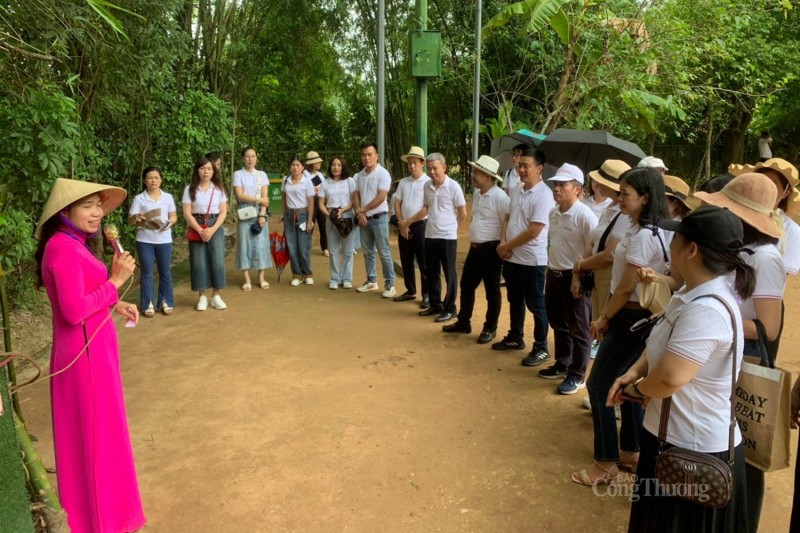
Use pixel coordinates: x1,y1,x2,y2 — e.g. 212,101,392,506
490,130,546,172
537,128,647,172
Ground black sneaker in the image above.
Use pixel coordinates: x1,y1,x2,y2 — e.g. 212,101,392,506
477,330,496,344
538,364,567,379
521,349,550,367
491,337,526,351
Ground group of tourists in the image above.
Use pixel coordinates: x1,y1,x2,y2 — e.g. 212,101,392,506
30,129,800,531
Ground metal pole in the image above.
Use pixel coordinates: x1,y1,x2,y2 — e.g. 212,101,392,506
377,0,386,162
415,0,428,154
471,0,482,162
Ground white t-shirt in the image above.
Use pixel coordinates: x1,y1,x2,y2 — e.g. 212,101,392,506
319,178,356,209
503,168,520,192
470,185,511,243
780,211,800,275
233,169,268,201
758,137,772,159
394,174,431,220
505,180,555,266
423,176,466,240
281,175,315,209
355,164,392,216
589,203,623,254
548,201,598,270
303,170,325,196
582,195,613,219
643,276,743,452
610,223,670,302
182,185,227,214
129,190,176,244
737,243,785,321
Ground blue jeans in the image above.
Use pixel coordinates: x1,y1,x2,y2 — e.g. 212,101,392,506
586,307,650,461
502,261,548,352
188,215,226,291
326,217,355,284
136,241,173,309
359,215,395,287
285,210,312,275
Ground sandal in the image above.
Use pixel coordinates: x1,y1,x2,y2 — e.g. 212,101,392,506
241,283,252,291
161,302,173,316
144,304,155,318
260,281,270,289
617,451,640,473
571,462,619,487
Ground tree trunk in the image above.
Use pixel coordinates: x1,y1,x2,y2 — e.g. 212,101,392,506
719,107,751,171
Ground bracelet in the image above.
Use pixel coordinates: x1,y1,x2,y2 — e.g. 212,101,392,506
632,381,648,398
258,215,266,219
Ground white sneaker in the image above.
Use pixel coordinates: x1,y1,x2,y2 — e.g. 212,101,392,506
210,295,227,310
382,286,396,299
291,279,302,286
196,295,208,311
305,277,314,285
357,281,378,292
329,281,339,290
343,281,353,289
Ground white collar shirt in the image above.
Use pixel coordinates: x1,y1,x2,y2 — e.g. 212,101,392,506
590,202,622,254
548,200,598,269
233,168,267,199
610,223,670,302
129,190,176,245
503,168,520,192
737,243,785,321
643,276,743,451
394,173,431,220
505,180,555,266
281,175,315,209
469,185,511,243
319,177,356,209
182,185,227,214
355,164,392,216
780,211,800,275
582,194,613,219
423,176,466,240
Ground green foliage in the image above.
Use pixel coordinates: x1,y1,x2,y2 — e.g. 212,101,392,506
482,0,571,39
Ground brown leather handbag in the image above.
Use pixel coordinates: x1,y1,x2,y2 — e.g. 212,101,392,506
654,294,737,509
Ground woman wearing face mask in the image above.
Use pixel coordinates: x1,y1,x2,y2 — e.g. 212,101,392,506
34,178,145,533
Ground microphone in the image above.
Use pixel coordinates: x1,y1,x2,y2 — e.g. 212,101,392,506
103,224,125,255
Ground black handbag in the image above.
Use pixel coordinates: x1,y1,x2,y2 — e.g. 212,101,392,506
654,294,737,509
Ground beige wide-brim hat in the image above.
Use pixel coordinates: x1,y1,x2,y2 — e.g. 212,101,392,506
35,178,127,239
694,173,781,239
401,146,426,162
468,155,503,182
305,151,323,165
729,158,800,215
588,159,631,192
663,174,692,211
640,277,672,315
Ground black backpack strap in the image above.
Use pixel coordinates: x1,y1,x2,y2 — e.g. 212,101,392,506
598,212,622,252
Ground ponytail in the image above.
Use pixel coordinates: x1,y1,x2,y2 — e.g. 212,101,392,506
696,242,756,300
732,259,756,300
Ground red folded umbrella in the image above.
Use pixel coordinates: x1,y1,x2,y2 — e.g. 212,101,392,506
269,231,290,282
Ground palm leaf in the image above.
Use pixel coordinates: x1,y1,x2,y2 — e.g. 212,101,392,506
482,0,571,40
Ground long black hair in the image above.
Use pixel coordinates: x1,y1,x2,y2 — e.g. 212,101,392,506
676,233,756,300
188,157,223,202
620,167,668,226
328,156,350,181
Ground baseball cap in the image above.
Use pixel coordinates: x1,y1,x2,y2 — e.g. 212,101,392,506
548,163,584,185
657,205,744,253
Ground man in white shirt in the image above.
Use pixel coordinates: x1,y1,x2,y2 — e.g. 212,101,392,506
502,144,526,195
493,148,555,366
393,146,432,308
417,153,467,322
539,163,598,394
443,155,510,343
353,141,396,298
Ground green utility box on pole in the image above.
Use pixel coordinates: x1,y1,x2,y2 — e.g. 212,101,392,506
409,30,442,78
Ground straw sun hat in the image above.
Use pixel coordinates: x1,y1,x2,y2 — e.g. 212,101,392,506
304,151,323,165
693,172,781,239
587,159,631,192
663,174,691,212
729,157,800,215
35,178,126,239
401,146,426,162
468,155,503,181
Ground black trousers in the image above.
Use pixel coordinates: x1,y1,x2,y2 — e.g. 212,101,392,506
313,196,328,251
397,220,427,298
544,271,592,380
502,261,548,353
425,238,457,313
456,241,502,331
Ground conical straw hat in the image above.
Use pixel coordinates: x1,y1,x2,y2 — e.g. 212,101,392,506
35,178,126,238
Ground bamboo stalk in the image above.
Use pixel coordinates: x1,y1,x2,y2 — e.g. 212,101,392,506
0,265,23,422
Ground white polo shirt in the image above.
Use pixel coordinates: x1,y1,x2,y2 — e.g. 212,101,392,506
582,195,613,219
590,202,624,254
610,223,669,302
610,213,633,241
129,190,176,244
319,177,356,209
182,185,227,214
738,243,785,321
548,200,598,270
281,175,314,209
780,211,800,276
233,168,267,200
355,164,392,216
470,185,511,243
423,176,466,240
303,170,325,196
503,168,520,192
643,276,743,451
394,174,431,220
505,180,555,266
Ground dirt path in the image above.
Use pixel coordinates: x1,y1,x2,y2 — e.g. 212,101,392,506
19,226,799,532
